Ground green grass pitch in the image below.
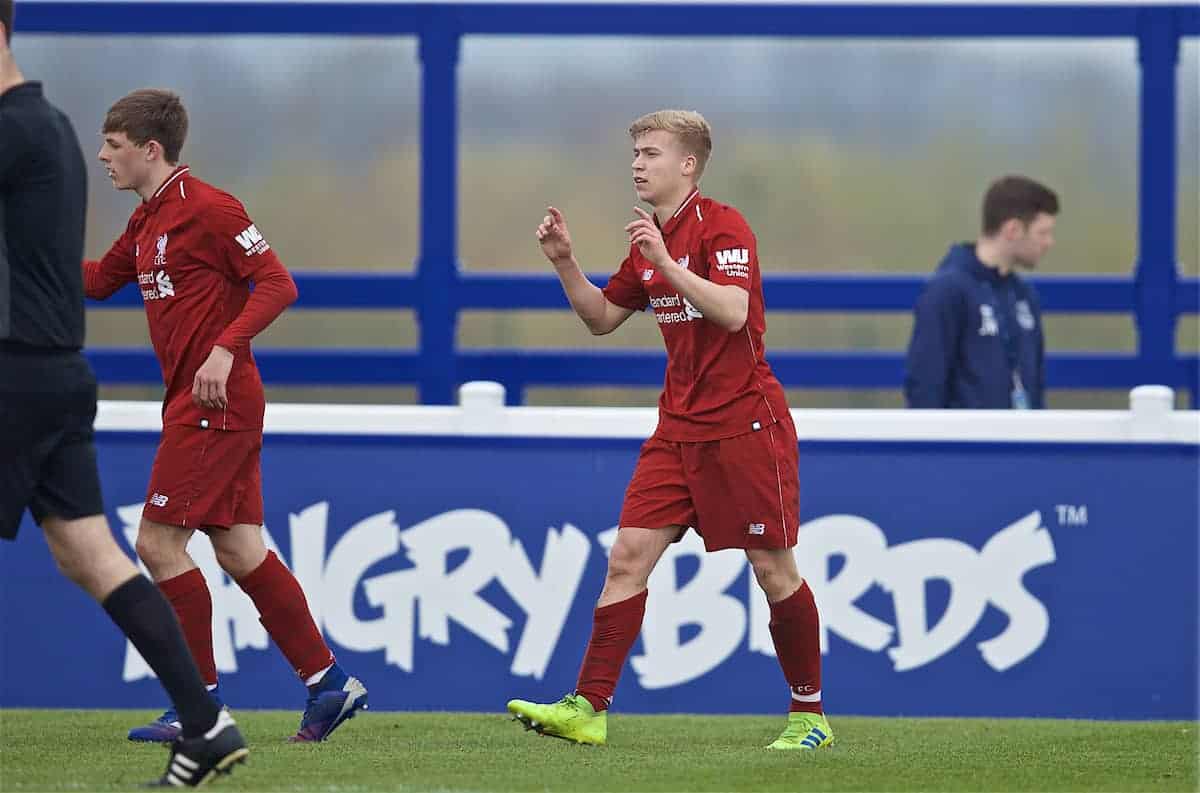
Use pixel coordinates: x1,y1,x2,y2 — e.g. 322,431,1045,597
0,709,1195,791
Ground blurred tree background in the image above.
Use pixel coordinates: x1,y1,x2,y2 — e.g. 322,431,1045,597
18,35,1197,408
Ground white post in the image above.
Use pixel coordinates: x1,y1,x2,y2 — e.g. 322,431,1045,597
458,380,506,410
458,381,506,433
1128,385,1175,441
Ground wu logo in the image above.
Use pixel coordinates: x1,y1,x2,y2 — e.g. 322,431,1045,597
153,234,168,267
715,248,749,266
235,224,264,252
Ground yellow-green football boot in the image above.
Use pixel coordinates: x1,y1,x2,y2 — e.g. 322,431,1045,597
766,711,835,750
506,693,607,745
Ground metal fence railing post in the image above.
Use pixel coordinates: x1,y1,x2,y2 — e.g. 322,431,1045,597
1135,8,1182,395
417,12,462,404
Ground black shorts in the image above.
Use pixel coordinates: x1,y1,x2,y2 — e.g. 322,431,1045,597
0,348,105,540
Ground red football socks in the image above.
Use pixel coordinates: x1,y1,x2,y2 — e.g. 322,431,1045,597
157,568,219,687
236,551,334,680
769,581,824,714
575,589,648,712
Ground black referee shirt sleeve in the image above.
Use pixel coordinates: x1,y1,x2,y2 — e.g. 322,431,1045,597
0,115,26,186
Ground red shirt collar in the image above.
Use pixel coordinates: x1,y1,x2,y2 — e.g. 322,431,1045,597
657,188,701,237
143,165,190,213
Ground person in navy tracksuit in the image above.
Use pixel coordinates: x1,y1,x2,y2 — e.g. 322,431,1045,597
905,176,1059,409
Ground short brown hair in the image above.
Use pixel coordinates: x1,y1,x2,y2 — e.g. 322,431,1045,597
629,109,713,179
2,0,14,44
982,176,1059,235
102,89,189,164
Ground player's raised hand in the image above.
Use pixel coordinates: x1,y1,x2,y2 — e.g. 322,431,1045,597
193,345,234,410
625,207,669,267
536,206,574,266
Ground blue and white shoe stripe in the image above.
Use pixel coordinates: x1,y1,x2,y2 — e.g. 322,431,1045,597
799,726,828,748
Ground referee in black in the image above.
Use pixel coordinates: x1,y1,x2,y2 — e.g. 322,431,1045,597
0,2,247,784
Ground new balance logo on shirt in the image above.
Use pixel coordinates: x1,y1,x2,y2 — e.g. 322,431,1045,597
234,224,271,256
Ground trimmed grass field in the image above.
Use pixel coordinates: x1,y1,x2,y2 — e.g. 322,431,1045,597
0,710,1195,791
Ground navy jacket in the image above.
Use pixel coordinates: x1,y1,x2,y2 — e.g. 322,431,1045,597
904,243,1045,409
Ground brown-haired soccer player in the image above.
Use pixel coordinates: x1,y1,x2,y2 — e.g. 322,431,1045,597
507,110,834,751
86,88,367,744
1,3,247,784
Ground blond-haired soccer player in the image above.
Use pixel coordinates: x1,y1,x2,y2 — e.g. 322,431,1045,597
507,110,834,750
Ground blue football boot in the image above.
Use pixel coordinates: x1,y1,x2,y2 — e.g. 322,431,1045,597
288,664,368,742
129,685,224,744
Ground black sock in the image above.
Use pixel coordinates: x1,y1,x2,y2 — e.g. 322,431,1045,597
102,575,220,739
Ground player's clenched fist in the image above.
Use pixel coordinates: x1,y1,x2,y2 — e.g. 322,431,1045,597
536,206,574,267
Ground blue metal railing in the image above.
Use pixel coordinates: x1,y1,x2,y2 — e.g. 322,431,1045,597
23,3,1200,405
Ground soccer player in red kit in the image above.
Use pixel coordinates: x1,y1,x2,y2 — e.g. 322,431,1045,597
85,89,367,744
507,110,833,750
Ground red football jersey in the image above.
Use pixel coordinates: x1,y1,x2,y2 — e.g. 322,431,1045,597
602,190,790,441
84,166,291,431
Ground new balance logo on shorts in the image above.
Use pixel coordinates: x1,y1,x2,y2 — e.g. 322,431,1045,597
149,492,169,508
748,523,765,535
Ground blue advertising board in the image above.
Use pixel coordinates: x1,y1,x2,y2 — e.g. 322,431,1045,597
2,432,1197,719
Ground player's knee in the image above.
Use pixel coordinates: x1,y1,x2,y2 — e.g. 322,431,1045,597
606,539,651,585
214,542,263,580
747,551,800,600
748,557,774,589
134,529,182,574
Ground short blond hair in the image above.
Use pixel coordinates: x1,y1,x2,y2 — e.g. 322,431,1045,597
629,109,713,179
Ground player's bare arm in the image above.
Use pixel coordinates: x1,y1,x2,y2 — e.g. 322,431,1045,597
537,205,635,335
625,207,749,332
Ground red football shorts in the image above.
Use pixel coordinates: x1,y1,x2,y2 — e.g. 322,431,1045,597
619,416,800,551
141,425,264,530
